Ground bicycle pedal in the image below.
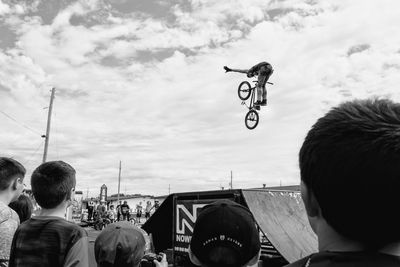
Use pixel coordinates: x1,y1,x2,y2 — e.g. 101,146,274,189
241,101,245,105
255,106,260,110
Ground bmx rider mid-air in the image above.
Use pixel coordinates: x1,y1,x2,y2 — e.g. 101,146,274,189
224,62,273,106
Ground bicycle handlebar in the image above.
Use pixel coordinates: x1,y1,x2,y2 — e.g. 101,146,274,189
252,81,274,85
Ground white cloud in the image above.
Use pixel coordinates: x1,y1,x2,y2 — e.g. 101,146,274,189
1,0,400,196
0,0,11,15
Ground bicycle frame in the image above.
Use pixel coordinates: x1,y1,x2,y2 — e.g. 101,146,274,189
241,81,258,111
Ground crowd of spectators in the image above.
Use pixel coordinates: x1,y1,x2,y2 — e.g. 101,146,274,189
1,98,400,267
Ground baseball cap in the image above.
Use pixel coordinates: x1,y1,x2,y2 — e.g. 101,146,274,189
95,221,146,267
189,199,261,267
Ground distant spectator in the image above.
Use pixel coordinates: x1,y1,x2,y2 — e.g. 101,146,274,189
121,201,130,221
107,205,117,223
145,201,152,220
9,194,33,223
189,199,261,267
116,201,122,221
153,200,160,211
136,202,143,223
97,201,106,217
9,161,88,267
87,201,95,221
286,99,400,266
0,157,25,267
94,221,167,267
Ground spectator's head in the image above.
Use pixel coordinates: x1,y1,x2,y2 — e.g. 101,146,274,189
110,205,114,210
0,157,26,202
31,161,76,209
124,201,127,204
9,194,33,223
189,200,260,267
299,98,400,248
95,221,146,267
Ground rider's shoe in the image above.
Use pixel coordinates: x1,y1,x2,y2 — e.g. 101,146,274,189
255,105,260,110
254,100,261,106
260,99,267,106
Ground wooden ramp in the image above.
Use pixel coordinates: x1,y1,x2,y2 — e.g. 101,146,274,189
242,189,318,263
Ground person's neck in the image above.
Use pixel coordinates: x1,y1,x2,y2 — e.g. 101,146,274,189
316,219,400,256
0,191,15,205
39,202,68,218
316,218,366,252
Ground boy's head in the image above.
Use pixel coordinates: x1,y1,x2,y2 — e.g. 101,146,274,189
95,221,146,267
189,200,260,267
299,98,400,247
0,157,26,202
31,161,76,209
9,194,33,223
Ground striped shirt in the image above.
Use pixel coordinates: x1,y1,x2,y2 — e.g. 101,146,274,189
9,216,88,267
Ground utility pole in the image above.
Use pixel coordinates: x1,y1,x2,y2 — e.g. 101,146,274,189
230,170,233,189
117,161,121,203
42,87,55,163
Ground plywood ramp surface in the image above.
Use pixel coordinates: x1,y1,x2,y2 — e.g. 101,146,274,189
242,190,318,263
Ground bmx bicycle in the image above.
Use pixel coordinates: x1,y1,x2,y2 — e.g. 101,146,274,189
238,80,273,130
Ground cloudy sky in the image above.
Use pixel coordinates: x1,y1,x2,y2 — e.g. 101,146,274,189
1,0,400,197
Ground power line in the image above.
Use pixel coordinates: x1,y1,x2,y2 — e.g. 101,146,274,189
24,140,45,165
0,110,42,136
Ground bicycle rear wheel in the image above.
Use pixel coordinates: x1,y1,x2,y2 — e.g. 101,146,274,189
245,110,259,130
238,81,251,100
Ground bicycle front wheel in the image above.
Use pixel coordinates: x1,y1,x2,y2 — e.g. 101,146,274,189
238,81,251,100
245,110,259,130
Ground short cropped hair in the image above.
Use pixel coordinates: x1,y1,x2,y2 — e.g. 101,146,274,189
299,99,400,247
31,161,76,209
0,157,26,190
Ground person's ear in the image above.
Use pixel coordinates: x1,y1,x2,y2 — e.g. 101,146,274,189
301,181,320,218
188,247,202,266
12,179,18,190
66,188,75,201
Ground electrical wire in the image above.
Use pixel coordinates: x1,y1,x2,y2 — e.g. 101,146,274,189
0,110,42,137
24,139,45,165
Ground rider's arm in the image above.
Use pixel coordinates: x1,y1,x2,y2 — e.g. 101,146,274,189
227,68,249,74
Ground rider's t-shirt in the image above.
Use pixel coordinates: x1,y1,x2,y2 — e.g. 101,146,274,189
248,62,273,77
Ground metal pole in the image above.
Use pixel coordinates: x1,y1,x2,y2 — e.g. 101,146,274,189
230,170,233,189
42,87,55,163
117,161,121,203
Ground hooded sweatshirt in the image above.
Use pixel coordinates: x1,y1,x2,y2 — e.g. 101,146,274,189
0,201,19,266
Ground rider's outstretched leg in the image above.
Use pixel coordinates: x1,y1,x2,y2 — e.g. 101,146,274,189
255,85,263,105
259,66,272,106
261,87,267,106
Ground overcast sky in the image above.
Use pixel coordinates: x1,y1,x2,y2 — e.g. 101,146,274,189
1,0,400,197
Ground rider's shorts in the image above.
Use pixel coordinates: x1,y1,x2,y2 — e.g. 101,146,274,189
257,65,273,87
